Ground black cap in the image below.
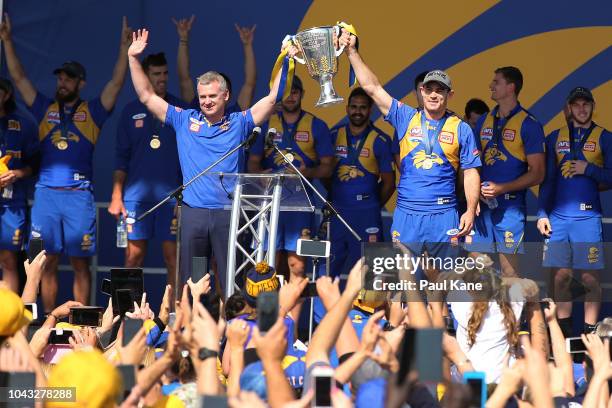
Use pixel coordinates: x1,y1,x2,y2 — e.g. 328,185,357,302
567,86,594,104
291,75,303,92
53,61,86,80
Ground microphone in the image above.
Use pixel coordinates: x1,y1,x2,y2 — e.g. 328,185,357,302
265,127,278,148
245,126,261,149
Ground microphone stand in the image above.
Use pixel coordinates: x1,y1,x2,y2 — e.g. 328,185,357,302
138,129,260,304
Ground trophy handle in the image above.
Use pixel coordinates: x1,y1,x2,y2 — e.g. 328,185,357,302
282,34,306,64
334,25,345,56
293,56,306,65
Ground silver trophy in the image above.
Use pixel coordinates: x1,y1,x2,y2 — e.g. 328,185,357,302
292,26,345,107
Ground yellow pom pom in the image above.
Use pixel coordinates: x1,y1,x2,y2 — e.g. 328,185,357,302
255,262,270,274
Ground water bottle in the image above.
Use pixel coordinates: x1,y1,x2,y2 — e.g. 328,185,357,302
482,182,498,209
116,215,128,248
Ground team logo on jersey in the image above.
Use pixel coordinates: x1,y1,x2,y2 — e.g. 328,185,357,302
359,148,370,158
583,141,596,152
588,247,599,264
335,145,348,158
413,150,443,169
502,129,516,141
480,128,493,140
7,120,20,131
504,231,514,249
410,127,423,137
295,131,309,142
189,122,200,132
73,112,87,122
391,230,400,242
47,111,60,124
81,234,93,251
560,161,573,178
439,131,454,144
170,218,178,235
472,148,480,157
11,229,21,246
134,119,143,128
556,141,570,154
484,146,507,166
132,113,147,120
579,203,593,211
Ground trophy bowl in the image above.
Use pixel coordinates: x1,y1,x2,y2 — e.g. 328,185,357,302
293,26,345,108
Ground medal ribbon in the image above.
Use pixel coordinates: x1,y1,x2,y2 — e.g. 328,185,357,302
420,112,448,157
58,99,82,144
490,105,521,149
568,122,596,161
345,125,369,167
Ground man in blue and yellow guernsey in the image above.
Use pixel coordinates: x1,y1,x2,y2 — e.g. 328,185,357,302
0,78,38,293
0,15,131,311
128,29,293,295
339,31,481,266
329,87,395,278
537,87,611,336
109,53,190,287
471,67,545,277
248,76,334,282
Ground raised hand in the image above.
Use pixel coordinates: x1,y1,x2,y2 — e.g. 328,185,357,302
120,16,132,48
172,15,195,41
187,274,211,301
316,276,341,311
235,24,256,45
128,29,148,58
0,13,12,42
338,28,355,53
126,292,155,321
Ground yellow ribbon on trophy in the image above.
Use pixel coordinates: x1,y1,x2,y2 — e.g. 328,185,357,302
269,36,296,103
336,21,358,87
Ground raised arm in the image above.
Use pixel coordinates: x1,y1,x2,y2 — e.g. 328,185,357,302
338,29,393,116
235,24,257,110
0,13,37,106
100,17,132,112
127,30,168,122
173,15,196,103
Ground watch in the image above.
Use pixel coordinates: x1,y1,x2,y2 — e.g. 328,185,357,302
198,347,219,361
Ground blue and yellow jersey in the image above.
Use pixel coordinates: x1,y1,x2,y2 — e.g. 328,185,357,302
475,104,545,208
384,99,481,213
329,124,393,210
115,94,186,203
251,111,334,171
0,112,39,207
538,123,612,219
28,92,109,189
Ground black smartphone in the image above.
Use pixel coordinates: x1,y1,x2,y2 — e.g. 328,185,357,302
566,336,588,354
49,329,74,345
199,395,228,408
415,328,443,382
257,291,278,333
192,256,208,283
122,319,143,347
540,300,550,311
464,372,487,408
116,289,135,316
397,328,416,384
101,279,111,296
110,268,143,313
69,306,104,327
299,282,317,298
28,237,43,263
117,365,136,397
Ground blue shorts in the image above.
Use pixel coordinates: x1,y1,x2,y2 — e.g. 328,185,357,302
0,206,26,251
30,187,96,257
125,201,177,241
330,206,383,278
469,206,525,254
274,211,314,252
390,207,460,258
543,214,604,270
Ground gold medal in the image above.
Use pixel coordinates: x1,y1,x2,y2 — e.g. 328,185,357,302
285,153,294,164
57,140,68,150
349,166,358,178
422,158,433,170
150,138,161,149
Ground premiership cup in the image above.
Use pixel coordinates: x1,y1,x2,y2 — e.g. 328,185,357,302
292,26,345,107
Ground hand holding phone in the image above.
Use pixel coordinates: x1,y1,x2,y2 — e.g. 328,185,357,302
257,291,279,333
121,319,144,347
69,306,104,327
28,237,43,263
463,371,486,408
311,365,334,408
49,328,74,345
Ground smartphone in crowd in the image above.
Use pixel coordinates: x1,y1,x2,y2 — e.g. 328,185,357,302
122,319,143,347
565,336,588,354
116,288,135,316
257,291,278,333
311,365,334,408
463,371,487,408
48,329,74,345
299,281,318,298
24,303,38,320
28,237,43,263
69,306,104,327
108,268,144,314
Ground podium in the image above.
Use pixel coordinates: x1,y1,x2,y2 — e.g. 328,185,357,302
210,173,313,298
